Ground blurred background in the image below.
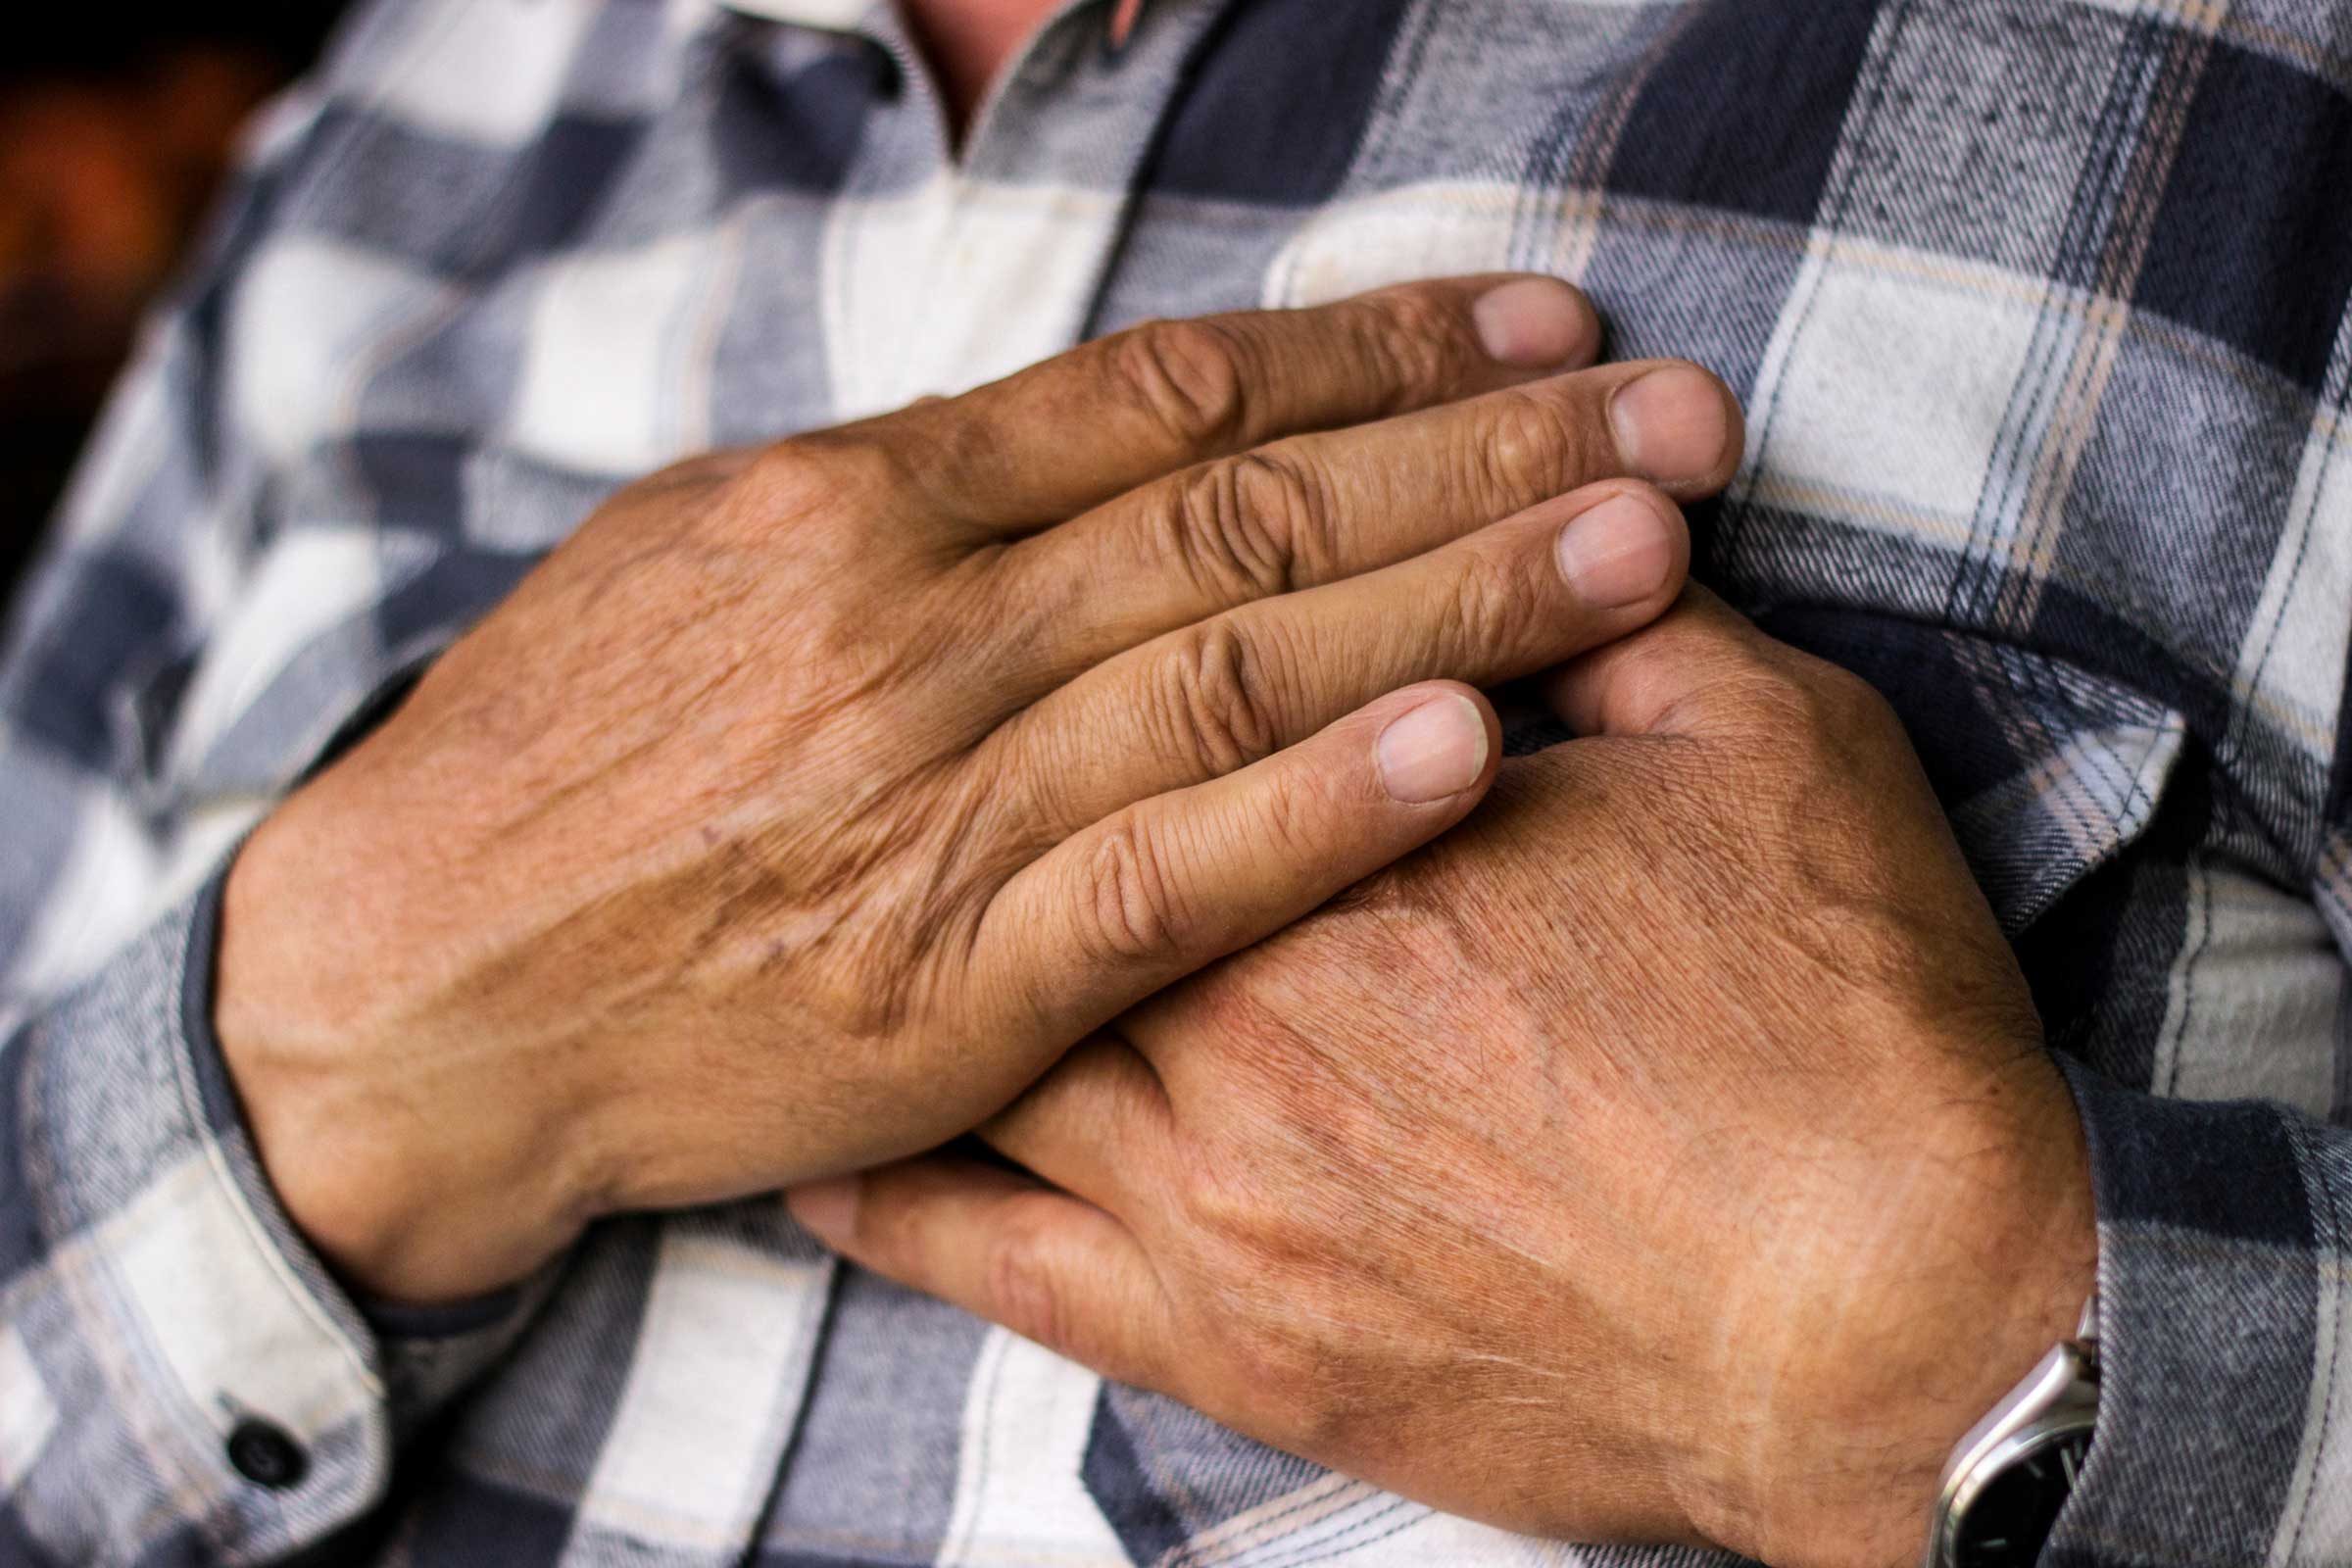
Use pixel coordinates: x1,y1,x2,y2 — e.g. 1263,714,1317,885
1,3,346,612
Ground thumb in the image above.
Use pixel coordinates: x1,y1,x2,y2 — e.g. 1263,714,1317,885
1541,585,1802,738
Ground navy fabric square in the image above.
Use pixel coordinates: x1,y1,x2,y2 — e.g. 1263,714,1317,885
9,552,177,768
502,116,648,259
2136,41,2352,390
2021,577,2231,753
0,1032,41,1290
372,546,541,656
0,1500,58,1568
1145,0,1416,203
2024,770,2210,1091
354,433,469,539
2087,1084,2314,1245
1078,1384,1325,1552
283,110,539,272
396,1471,574,1568
300,111,644,270
2331,664,2352,830
714,46,875,198
1606,0,1881,224
1083,1395,1191,1568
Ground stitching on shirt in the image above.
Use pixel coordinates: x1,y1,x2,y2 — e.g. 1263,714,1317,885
1229,1496,1415,1568
2286,1116,2345,1560
1167,1472,1361,1568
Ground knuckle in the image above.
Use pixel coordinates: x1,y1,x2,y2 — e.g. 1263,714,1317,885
1077,819,1190,967
1170,450,1328,604
1712,654,1900,772
1351,288,1467,407
1477,386,1594,497
1445,545,1532,660
1804,659,1900,736
1748,657,1878,739
738,441,832,513
1160,618,1288,776
740,431,904,530
1111,318,1254,449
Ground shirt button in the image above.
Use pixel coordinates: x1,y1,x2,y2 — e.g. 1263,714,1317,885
225,1417,308,1490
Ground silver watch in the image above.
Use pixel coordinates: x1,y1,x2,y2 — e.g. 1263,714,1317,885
1923,1295,2100,1568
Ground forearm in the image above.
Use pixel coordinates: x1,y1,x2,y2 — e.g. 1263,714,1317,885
0,877,544,1559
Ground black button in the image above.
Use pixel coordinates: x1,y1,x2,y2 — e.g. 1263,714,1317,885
225,1418,307,1490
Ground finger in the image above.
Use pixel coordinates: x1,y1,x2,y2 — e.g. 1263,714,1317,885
977,1037,1172,1216
787,1156,1177,1391
1540,584,1860,740
851,275,1601,534
969,681,1501,1048
994,482,1687,840
986,358,1740,693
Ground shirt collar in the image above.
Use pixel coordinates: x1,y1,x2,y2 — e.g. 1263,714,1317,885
713,0,1151,32
715,0,876,27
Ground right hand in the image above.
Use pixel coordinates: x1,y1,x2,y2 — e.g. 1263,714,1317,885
215,274,1741,1303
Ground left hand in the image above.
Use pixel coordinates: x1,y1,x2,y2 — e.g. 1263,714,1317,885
788,590,2098,1568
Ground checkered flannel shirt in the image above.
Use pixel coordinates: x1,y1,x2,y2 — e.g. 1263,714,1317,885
4,0,2351,1562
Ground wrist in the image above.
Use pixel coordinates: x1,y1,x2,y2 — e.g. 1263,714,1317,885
216,789,607,1305
1688,1048,2096,1568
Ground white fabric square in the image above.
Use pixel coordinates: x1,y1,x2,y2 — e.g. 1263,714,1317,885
6,759,160,1002
370,0,595,147
575,1230,831,1549
937,1329,1128,1568
510,231,733,477
823,174,1127,420
1269,182,1528,308
93,1153,376,1445
1756,241,2047,540
2235,411,2352,760
166,526,421,786
0,1326,59,1490
229,239,443,466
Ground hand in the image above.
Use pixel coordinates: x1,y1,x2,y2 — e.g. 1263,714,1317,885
790,590,2098,1568
216,275,1744,1304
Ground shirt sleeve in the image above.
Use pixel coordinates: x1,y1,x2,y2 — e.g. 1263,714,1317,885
2046,800,2352,1566
2045,1058,2352,1566
0,63,543,1568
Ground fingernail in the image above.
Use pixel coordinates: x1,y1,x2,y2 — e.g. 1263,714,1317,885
787,1177,860,1244
1608,365,1731,485
1376,693,1489,803
1557,492,1676,609
1472,277,1594,368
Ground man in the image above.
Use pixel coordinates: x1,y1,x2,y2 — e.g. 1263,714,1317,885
1,0,2346,1564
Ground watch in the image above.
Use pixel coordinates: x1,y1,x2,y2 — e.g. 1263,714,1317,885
1923,1295,2100,1568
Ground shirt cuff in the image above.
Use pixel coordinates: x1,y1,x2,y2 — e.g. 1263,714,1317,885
2045,1056,2352,1566
0,869,539,1560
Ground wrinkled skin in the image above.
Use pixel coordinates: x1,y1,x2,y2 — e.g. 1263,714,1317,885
216,273,1744,1303
797,591,2097,1568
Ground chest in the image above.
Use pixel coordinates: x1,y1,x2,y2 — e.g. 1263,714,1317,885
197,0,2350,1101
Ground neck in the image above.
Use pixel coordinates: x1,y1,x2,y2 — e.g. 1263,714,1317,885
900,0,1139,138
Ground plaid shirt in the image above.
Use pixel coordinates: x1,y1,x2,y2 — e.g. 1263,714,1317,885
3,0,2350,1561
